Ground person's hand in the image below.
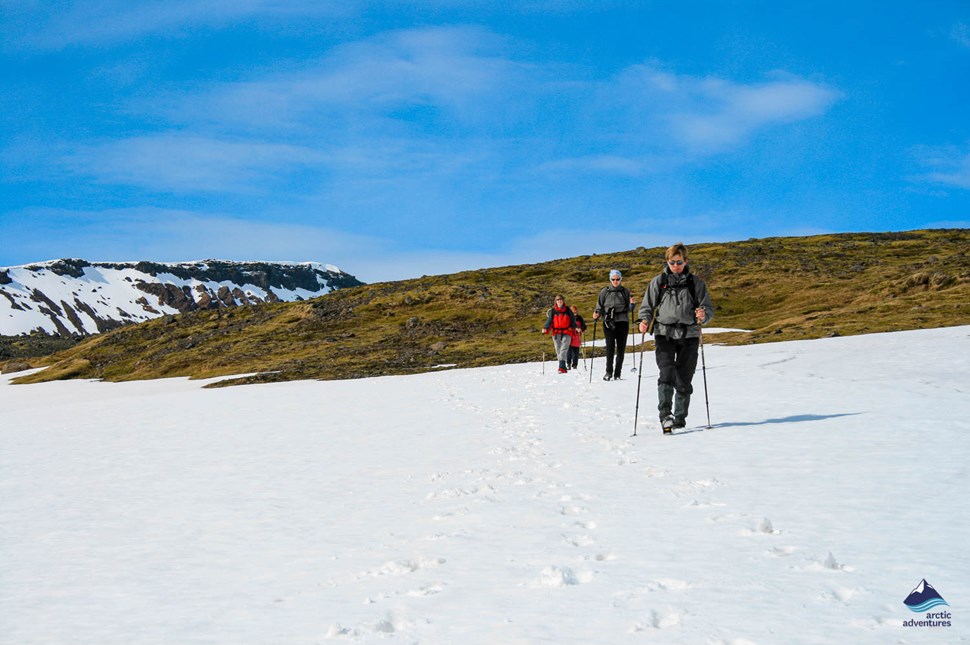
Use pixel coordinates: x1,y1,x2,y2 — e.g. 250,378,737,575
695,308,706,323
542,328,549,334
592,312,599,319
639,321,648,334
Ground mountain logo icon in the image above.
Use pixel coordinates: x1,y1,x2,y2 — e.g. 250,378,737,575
903,579,949,612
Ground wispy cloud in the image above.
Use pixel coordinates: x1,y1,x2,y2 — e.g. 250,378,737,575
3,0,352,50
162,26,522,130
80,26,524,193
952,22,970,48
603,66,843,155
17,23,843,212
1,200,880,282
0,206,382,271
913,142,970,190
66,135,324,192
537,154,651,176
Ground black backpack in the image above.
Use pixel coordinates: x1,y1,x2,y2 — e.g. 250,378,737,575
646,274,698,334
661,273,698,308
600,286,629,330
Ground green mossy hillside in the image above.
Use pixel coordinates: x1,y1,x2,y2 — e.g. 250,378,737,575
13,229,969,387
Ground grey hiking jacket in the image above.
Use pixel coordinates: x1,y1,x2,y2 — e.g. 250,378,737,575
595,285,634,324
637,267,714,340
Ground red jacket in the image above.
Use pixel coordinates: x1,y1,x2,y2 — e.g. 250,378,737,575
543,305,577,336
569,314,586,347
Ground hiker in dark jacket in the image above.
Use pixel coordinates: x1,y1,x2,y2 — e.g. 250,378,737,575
637,242,714,432
593,269,634,381
543,295,580,374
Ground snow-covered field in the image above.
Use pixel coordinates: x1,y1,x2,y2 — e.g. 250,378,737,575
2,327,968,644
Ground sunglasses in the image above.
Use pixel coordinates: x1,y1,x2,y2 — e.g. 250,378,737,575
610,277,621,281
667,260,685,266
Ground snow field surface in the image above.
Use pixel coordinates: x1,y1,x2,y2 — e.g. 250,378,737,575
1,327,968,643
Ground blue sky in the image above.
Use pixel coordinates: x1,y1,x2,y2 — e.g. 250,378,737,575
2,1,968,282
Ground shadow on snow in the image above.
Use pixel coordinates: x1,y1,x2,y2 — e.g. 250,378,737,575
711,412,862,429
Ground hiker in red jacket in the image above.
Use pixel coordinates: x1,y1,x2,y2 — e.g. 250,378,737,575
569,305,587,370
542,295,580,374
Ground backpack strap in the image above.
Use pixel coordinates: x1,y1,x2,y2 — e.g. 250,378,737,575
662,273,698,308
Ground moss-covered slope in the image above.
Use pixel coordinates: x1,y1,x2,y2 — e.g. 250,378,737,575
13,230,969,387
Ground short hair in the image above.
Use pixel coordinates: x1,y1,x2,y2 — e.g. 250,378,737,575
665,242,688,262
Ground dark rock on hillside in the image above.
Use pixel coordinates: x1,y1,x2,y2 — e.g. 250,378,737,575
1,259,365,339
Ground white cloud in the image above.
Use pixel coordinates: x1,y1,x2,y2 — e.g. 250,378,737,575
4,0,352,50
1,207,381,274
77,26,526,194
163,26,521,131
20,23,843,201
610,65,843,154
913,143,970,190
530,65,842,178
537,154,648,176
952,22,970,48
66,134,324,192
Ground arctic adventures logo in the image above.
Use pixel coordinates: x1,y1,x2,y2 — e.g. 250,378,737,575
902,579,952,628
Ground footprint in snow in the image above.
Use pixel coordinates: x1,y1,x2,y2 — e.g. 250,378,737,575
769,545,797,557
560,504,588,516
359,557,446,579
645,578,693,592
406,581,446,597
529,565,593,588
740,517,781,536
630,608,681,631
822,586,861,603
685,499,726,508
796,551,854,573
561,533,596,547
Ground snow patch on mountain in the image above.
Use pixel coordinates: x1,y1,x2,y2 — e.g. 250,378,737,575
0,259,363,337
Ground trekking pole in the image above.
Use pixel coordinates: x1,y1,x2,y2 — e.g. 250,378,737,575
699,327,711,429
632,330,646,437
589,318,598,383
581,332,588,371
542,351,545,375
629,321,637,374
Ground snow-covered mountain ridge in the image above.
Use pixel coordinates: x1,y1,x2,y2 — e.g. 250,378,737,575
0,258,364,337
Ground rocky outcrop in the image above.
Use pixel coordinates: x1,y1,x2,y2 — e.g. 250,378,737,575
1,259,364,337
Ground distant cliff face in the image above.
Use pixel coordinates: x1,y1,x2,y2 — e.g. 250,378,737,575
0,259,364,337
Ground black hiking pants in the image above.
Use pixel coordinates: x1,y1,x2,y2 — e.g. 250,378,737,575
567,345,581,369
655,334,699,394
602,321,629,377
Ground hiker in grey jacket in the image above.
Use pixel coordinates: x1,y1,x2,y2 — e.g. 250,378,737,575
593,269,635,381
637,242,714,432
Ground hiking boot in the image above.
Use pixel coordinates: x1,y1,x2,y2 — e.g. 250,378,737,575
672,418,686,430
603,373,612,381
558,367,567,374
661,415,675,434
613,371,622,380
